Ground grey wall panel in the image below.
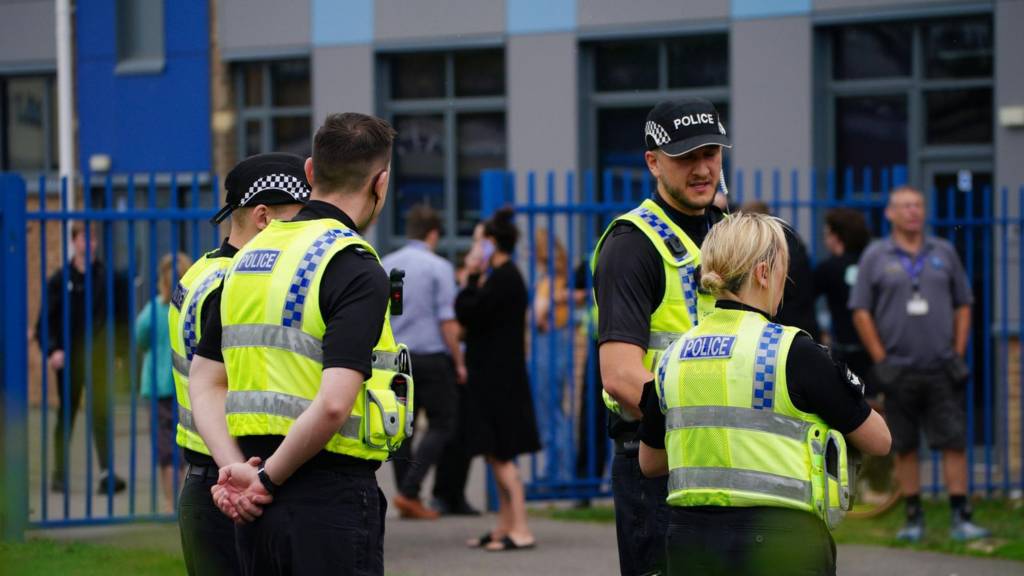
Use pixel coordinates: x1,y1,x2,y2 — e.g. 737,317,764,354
375,0,504,43
0,0,55,70
730,16,813,182
507,33,577,204
578,0,728,30
996,0,1024,194
813,0,981,15
220,0,310,56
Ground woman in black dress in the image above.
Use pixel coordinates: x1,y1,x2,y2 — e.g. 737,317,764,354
457,208,541,551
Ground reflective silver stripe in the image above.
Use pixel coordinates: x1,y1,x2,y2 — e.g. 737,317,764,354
225,389,361,439
172,349,191,377
371,350,402,372
649,331,684,351
179,405,196,433
665,406,810,442
669,467,811,504
222,324,323,363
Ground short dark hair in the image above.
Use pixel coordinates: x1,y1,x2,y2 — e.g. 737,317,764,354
824,208,871,254
313,113,397,194
484,207,519,253
406,204,442,241
70,221,96,240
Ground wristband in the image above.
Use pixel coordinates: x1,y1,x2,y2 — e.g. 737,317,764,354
257,465,279,495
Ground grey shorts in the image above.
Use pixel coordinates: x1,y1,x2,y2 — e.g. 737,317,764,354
886,369,966,454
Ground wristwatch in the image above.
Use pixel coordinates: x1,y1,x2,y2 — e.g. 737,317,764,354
257,465,279,495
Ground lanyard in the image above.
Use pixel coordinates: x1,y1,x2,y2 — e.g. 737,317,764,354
897,249,929,292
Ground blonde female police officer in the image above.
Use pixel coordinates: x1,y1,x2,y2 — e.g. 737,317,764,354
638,213,891,576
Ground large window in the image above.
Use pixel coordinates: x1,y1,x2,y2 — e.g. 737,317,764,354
379,49,506,253
0,75,58,174
116,0,165,73
582,34,730,197
234,59,312,162
822,16,994,190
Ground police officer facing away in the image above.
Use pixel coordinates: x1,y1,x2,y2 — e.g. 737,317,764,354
190,113,410,575
638,213,891,576
593,97,729,575
171,153,309,576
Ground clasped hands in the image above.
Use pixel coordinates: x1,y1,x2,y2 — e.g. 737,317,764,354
210,457,274,524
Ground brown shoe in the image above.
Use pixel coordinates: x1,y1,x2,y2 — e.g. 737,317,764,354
393,494,440,520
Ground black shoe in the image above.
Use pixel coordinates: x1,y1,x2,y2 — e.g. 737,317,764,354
448,500,481,516
97,471,127,494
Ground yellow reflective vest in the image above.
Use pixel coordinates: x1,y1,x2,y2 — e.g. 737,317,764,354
655,307,851,529
591,198,717,416
169,250,233,455
220,218,413,461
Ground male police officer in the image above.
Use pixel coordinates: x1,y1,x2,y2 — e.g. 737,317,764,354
190,113,410,576
593,97,729,575
171,153,309,575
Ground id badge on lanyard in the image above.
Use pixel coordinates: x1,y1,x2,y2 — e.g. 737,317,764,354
900,251,929,317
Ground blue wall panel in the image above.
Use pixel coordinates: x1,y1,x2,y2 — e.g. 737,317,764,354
77,0,211,173
732,0,810,19
508,0,575,34
313,0,373,46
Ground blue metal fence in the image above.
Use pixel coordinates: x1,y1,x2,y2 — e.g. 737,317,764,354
480,167,1024,503
1,173,219,536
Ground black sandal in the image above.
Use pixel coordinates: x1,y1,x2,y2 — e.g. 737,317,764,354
486,535,536,552
467,532,494,548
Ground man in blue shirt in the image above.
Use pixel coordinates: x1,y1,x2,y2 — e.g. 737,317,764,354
382,205,466,519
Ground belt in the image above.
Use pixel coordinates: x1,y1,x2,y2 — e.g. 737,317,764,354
186,463,220,481
614,439,640,456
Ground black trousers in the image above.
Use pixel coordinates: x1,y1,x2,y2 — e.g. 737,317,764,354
392,353,457,499
236,467,386,576
178,463,242,576
432,384,473,508
53,362,112,477
665,507,836,576
612,451,670,576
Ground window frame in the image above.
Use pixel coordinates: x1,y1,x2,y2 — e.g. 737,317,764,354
377,48,508,259
0,74,59,183
115,0,166,75
233,59,313,165
816,13,994,192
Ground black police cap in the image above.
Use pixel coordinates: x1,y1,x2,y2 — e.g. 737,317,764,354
211,152,311,225
644,97,732,157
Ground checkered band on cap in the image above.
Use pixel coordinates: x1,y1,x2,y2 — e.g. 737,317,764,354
646,121,671,147
183,269,227,360
752,323,784,410
281,228,358,328
240,173,311,207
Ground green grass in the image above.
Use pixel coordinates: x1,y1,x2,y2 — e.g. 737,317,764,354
0,539,185,576
535,499,1024,562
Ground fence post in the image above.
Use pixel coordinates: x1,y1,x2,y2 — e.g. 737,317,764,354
1,174,28,542
480,169,508,219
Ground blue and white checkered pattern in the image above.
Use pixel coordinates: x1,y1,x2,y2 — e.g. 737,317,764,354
281,228,357,328
634,207,689,264
680,264,699,326
752,323,784,410
183,269,226,360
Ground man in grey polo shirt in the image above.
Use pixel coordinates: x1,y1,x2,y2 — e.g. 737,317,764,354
850,185,989,542
383,204,466,520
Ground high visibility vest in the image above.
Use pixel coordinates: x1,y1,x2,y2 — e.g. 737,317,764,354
220,218,413,461
655,307,851,529
591,198,717,416
169,251,232,455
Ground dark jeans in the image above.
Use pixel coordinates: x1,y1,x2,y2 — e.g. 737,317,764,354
53,363,112,477
178,465,242,576
612,451,670,576
433,384,473,508
392,353,457,499
665,507,835,576
236,467,386,576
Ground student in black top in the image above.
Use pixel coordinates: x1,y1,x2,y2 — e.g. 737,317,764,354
814,208,873,393
177,152,309,576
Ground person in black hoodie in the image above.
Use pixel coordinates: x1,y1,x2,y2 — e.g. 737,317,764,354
38,220,125,494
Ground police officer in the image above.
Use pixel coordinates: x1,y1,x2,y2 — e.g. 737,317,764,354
189,112,411,576
592,97,729,575
171,153,309,575
638,213,892,576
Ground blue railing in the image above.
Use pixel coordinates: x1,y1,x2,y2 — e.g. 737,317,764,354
1,172,220,537
480,167,1024,503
